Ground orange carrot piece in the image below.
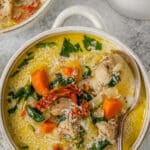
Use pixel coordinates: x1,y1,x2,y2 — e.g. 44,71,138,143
61,67,73,77
31,68,49,96
21,109,26,119
42,122,56,133
103,98,122,119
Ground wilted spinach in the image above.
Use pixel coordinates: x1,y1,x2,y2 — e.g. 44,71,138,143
50,73,76,89
82,66,92,79
83,35,102,51
26,105,44,122
108,73,121,87
7,84,34,114
60,38,82,57
36,42,57,48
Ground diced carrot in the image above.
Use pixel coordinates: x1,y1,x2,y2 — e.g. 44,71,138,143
42,121,56,133
62,60,82,81
102,98,122,119
61,67,73,77
21,109,26,119
31,68,49,96
53,144,62,150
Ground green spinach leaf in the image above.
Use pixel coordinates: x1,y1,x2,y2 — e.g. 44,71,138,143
108,74,121,87
36,42,57,48
83,66,92,79
83,35,102,51
50,73,76,89
14,84,34,100
26,105,44,122
60,38,82,57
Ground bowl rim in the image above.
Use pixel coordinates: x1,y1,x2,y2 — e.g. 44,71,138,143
0,0,53,34
0,26,149,150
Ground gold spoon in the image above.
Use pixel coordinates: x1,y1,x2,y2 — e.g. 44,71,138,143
114,50,141,150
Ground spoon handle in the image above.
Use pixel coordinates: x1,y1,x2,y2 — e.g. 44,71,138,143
117,112,130,150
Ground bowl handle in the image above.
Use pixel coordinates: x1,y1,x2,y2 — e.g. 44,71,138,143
52,5,107,31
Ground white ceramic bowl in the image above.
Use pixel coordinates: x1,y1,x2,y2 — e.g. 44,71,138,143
107,0,150,20
0,5,150,150
0,0,53,34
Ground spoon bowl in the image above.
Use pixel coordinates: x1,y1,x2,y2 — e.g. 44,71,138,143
114,50,141,150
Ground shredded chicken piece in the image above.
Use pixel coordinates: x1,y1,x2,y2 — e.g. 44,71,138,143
96,119,118,144
0,0,13,20
48,98,72,116
90,53,123,93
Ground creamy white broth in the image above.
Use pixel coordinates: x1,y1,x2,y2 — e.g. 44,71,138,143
5,33,146,150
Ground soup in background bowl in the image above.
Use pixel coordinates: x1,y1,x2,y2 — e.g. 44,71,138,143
2,33,146,150
0,0,51,33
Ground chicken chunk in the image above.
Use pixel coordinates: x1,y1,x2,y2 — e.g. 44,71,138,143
0,0,13,20
96,119,118,144
48,98,72,116
90,53,122,93
58,120,79,139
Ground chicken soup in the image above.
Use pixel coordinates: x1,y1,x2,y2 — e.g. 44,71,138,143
0,0,46,30
5,33,146,150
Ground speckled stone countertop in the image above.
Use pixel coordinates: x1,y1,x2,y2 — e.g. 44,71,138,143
0,0,150,149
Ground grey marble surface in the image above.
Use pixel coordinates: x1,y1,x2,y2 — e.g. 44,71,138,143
0,0,150,149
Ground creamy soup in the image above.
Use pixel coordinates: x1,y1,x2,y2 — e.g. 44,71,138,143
0,0,46,30
5,33,146,150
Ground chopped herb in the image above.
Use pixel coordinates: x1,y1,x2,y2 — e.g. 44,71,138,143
56,115,66,124
60,38,82,57
82,66,92,79
26,105,44,122
7,84,34,114
36,42,57,48
83,35,102,51
108,73,121,87
88,140,111,150
8,105,17,114
50,73,76,89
